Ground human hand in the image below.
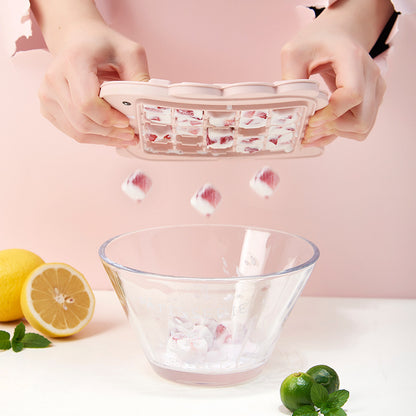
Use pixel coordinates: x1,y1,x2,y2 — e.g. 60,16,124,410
281,0,394,148
33,1,149,146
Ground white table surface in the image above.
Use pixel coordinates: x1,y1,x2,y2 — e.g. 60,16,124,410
1,291,415,416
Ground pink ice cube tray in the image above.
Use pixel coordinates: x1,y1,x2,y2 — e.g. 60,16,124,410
99,79,328,160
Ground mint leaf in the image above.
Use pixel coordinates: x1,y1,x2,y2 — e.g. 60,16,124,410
12,340,24,352
0,339,11,350
1,330,12,350
292,405,318,416
0,330,10,340
327,390,349,408
12,322,25,343
0,324,51,352
11,322,27,352
310,382,329,408
22,333,51,348
322,408,347,416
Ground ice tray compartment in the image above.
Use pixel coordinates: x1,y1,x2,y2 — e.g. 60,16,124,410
139,104,306,157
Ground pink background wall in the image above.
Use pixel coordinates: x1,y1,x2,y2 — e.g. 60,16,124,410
1,1,415,298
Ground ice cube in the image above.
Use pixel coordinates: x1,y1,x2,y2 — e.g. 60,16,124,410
206,111,236,127
270,108,299,127
213,323,232,348
266,126,295,152
176,124,204,136
175,109,203,120
144,123,174,143
236,135,264,153
249,166,280,198
206,128,234,149
167,336,209,363
121,170,152,201
190,183,221,216
143,105,172,124
239,110,268,129
170,315,194,332
191,324,214,349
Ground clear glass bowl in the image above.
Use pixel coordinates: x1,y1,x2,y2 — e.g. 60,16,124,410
99,225,319,386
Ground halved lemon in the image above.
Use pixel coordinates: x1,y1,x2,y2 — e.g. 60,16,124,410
20,263,95,337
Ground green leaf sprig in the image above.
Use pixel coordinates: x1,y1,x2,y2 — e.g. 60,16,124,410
293,383,350,416
0,322,51,352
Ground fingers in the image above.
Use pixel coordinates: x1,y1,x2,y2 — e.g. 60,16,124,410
40,97,138,147
281,13,387,149
305,50,385,145
325,50,367,120
281,42,311,80
66,60,130,128
38,39,145,146
303,134,337,148
40,69,136,142
117,44,150,82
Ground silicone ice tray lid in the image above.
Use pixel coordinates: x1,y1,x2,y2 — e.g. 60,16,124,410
99,79,328,160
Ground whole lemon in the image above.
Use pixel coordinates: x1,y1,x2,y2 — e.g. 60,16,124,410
0,249,44,321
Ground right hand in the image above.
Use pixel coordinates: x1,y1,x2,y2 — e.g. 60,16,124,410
38,21,149,146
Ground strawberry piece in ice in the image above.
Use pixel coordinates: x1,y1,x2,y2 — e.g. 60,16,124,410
121,169,152,201
176,125,204,136
270,108,300,127
175,108,204,136
144,123,174,143
239,110,269,129
206,111,236,127
266,126,295,152
146,133,158,142
215,324,227,338
143,105,172,124
236,135,264,153
249,166,280,198
214,324,232,345
176,109,203,119
206,128,234,149
190,183,221,216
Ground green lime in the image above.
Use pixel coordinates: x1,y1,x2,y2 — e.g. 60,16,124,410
306,364,340,394
280,372,315,412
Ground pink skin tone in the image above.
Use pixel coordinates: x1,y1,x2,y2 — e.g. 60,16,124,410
281,0,394,147
31,0,394,148
31,0,149,147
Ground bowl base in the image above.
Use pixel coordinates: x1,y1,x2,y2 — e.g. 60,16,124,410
150,363,264,387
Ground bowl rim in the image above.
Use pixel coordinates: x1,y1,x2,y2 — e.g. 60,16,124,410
98,224,320,281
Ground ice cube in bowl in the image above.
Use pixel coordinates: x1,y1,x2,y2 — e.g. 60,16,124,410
99,225,319,386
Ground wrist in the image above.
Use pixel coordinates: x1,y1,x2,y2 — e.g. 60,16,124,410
317,0,395,52
31,0,106,55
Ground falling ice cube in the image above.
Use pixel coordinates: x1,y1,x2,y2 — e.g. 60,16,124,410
249,166,280,198
121,169,152,201
190,183,221,216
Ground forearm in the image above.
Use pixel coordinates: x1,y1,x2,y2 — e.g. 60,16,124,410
30,0,106,54
318,0,395,51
